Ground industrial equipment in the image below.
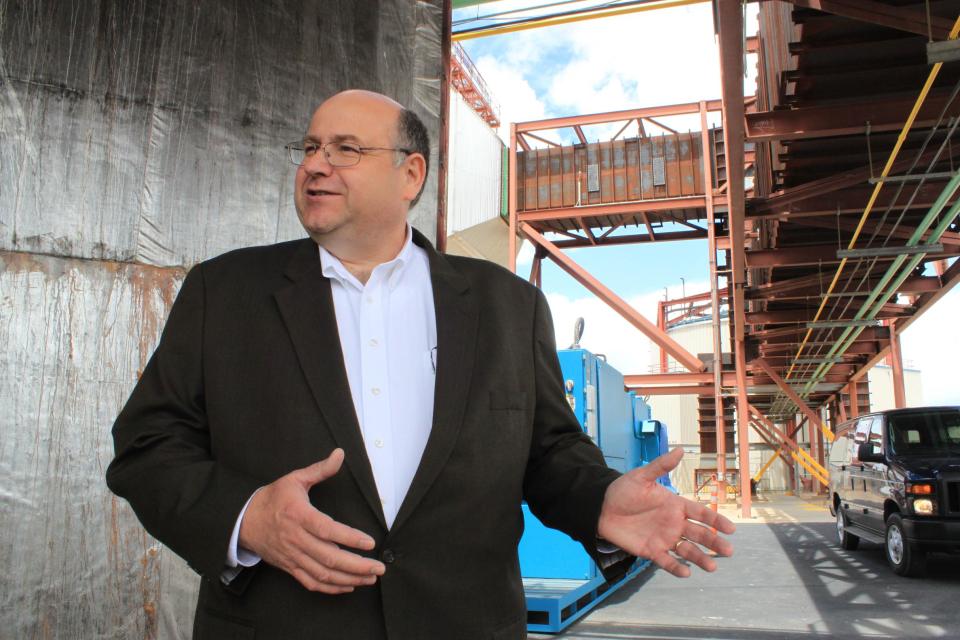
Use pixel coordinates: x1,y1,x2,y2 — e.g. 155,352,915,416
519,347,675,633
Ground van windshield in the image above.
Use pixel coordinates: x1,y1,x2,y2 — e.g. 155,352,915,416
888,409,960,455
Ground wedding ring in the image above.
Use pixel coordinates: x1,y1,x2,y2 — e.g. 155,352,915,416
674,539,686,552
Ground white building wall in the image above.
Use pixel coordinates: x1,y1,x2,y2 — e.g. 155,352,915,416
446,88,503,235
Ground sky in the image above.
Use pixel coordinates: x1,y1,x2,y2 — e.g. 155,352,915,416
454,0,960,405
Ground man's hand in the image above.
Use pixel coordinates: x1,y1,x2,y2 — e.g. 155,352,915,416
597,447,736,578
238,448,385,594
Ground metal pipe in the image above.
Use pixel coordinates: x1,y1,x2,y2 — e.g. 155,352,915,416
453,0,708,41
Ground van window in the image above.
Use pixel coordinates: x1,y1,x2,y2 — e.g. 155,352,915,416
888,409,960,455
869,417,884,448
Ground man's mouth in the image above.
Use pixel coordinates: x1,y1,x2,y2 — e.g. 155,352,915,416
306,188,340,197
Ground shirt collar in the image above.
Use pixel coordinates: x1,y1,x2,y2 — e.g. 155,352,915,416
318,225,416,291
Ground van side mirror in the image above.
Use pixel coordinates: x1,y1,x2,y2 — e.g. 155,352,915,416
857,442,884,464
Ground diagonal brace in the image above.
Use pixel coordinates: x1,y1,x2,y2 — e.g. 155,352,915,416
520,223,706,372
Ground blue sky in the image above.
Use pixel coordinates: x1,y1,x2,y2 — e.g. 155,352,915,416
453,1,960,405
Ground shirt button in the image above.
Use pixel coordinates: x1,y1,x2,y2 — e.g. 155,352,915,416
375,439,384,448
366,296,374,304
369,338,379,347
371,387,381,396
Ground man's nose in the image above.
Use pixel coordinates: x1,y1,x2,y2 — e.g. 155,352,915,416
301,150,334,176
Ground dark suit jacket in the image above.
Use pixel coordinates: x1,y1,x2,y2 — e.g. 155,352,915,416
106,229,627,639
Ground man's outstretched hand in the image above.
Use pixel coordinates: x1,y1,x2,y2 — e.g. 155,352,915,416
597,447,736,577
238,448,385,594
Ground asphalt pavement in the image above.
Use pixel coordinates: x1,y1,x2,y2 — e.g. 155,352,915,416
532,492,960,640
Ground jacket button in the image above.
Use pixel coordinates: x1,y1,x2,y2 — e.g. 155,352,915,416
381,549,395,564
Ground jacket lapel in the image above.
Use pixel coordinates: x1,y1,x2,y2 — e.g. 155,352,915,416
392,230,479,532
273,239,386,529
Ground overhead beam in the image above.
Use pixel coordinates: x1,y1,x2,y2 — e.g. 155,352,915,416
778,0,952,40
754,358,833,441
746,90,960,142
517,196,709,223
517,99,724,133
521,223,706,373
744,243,952,268
550,229,707,249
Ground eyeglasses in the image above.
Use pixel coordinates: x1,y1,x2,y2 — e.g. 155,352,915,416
284,140,413,167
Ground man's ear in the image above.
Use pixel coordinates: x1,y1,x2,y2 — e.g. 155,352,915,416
401,153,427,202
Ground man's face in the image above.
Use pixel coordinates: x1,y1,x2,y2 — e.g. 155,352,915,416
293,93,414,243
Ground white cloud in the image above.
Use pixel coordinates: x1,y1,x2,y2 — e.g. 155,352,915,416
473,55,547,144
545,279,710,376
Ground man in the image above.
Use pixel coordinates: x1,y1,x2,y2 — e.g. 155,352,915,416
107,90,734,639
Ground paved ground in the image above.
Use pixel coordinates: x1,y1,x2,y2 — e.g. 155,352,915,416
532,493,960,639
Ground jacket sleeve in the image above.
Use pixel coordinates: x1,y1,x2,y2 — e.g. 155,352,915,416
521,288,635,581
105,264,262,581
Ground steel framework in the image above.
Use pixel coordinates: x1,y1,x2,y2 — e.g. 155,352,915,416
498,0,960,518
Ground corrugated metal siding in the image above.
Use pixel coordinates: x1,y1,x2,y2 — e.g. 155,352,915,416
446,88,504,236
0,0,442,268
0,1,443,637
1,252,196,638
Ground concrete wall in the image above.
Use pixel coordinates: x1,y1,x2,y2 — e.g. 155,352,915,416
0,1,443,637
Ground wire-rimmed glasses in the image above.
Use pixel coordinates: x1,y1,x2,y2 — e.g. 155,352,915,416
284,140,412,167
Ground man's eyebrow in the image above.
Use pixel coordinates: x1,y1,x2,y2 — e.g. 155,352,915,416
303,133,362,143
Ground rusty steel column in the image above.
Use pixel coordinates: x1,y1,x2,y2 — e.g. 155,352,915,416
785,418,797,493
889,320,907,408
735,341,752,517
807,415,817,471
436,0,452,252
508,122,518,273
717,0,751,516
657,300,669,373
701,101,727,500
849,380,859,418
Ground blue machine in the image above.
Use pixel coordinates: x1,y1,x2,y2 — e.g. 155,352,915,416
519,348,675,633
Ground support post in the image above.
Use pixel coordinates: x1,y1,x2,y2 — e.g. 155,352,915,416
849,380,859,418
735,339,752,517
889,320,907,408
508,123,518,273
701,101,727,500
755,358,834,441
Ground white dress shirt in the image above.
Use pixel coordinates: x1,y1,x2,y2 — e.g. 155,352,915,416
224,226,437,577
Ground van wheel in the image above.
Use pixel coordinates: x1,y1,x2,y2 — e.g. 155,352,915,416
885,513,925,577
836,508,859,550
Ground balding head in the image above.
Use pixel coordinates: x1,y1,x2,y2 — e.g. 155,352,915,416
292,89,429,262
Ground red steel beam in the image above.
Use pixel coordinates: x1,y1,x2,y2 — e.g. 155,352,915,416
754,358,831,439
550,229,706,249
523,131,561,148
518,196,708,223
777,0,952,40
746,90,960,143
786,217,960,249
516,99,724,133
743,244,951,268
629,385,717,396
521,223,706,373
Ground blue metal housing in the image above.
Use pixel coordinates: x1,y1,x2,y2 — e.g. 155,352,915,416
519,349,675,633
